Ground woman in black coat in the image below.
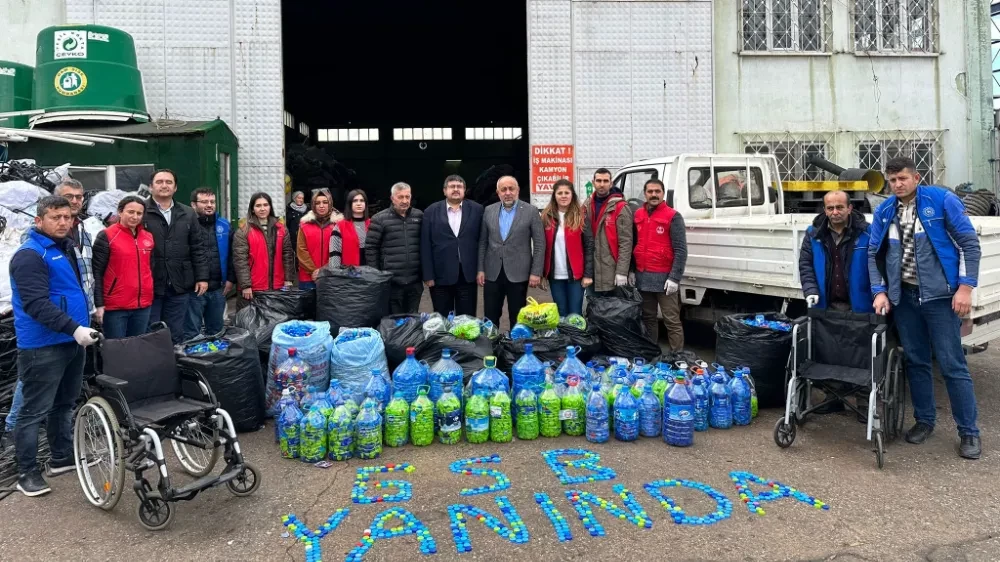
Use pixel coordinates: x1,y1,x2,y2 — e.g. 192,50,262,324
286,190,307,245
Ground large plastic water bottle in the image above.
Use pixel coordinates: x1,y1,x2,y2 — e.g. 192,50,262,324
384,392,410,448
613,379,639,442
467,356,510,399
429,348,464,404
300,386,319,412
663,375,695,447
513,343,546,398
326,379,345,409
689,375,710,432
355,401,383,460
630,358,650,396
299,403,328,462
465,390,491,444
586,384,610,444
651,363,670,405
409,386,435,447
327,399,355,461
437,383,463,445
709,373,732,430
561,376,586,436
515,388,539,440
742,367,759,418
364,369,391,414
277,398,304,459
555,346,588,389
275,347,310,408
392,347,427,403
274,388,296,443
538,383,562,438
490,390,513,443
638,381,662,438
729,370,752,426
312,388,335,420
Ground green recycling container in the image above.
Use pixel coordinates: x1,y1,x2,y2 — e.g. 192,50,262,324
0,61,33,129
33,25,149,123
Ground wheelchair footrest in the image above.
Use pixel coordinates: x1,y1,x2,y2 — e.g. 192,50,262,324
169,463,244,500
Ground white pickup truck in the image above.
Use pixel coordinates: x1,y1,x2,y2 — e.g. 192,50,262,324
611,154,1000,347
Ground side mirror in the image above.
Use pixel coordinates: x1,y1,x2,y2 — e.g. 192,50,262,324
666,190,674,208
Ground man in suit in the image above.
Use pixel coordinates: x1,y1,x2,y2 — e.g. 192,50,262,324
421,175,484,317
477,176,545,328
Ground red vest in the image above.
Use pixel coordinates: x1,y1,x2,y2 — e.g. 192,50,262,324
297,218,334,281
543,221,585,280
246,222,286,291
633,203,676,274
337,219,369,267
102,223,155,311
589,197,627,262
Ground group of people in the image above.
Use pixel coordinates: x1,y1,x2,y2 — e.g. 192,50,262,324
798,156,983,460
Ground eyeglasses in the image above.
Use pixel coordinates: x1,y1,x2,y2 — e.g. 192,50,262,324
196,200,216,205
62,194,84,201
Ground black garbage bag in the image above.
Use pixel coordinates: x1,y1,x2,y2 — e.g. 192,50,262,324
378,314,426,370
558,323,602,360
585,287,661,362
495,332,572,372
233,289,316,353
316,266,392,333
714,313,793,408
662,349,702,366
417,332,495,381
175,327,266,432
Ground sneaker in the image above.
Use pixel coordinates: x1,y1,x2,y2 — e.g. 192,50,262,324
45,458,77,477
905,422,934,444
16,472,51,497
959,435,982,460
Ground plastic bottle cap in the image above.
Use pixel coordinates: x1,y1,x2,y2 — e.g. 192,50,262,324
288,348,297,356
406,346,416,355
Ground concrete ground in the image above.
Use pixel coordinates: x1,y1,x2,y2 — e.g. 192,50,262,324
1,288,998,561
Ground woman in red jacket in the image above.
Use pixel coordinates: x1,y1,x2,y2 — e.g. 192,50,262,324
232,192,296,309
541,179,594,316
329,189,370,268
92,195,155,339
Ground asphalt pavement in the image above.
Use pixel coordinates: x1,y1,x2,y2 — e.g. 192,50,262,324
1,289,998,561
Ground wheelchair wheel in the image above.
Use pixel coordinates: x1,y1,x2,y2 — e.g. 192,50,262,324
773,417,796,448
882,349,907,442
874,431,885,469
73,396,126,511
227,462,261,497
169,417,220,478
137,492,174,531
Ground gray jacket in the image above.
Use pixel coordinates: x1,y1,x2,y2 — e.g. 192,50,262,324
478,201,545,284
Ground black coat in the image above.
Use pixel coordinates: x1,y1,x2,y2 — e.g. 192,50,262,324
420,200,483,285
366,207,424,285
286,203,306,246
143,199,210,296
197,214,236,291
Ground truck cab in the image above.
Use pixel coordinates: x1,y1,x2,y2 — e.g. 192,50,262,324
611,153,785,219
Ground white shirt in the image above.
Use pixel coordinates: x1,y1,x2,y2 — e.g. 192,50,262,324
552,211,569,280
156,199,174,226
447,201,462,237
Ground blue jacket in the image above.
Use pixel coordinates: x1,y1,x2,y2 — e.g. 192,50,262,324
799,210,874,313
11,229,90,349
420,199,484,285
868,186,981,305
215,216,232,284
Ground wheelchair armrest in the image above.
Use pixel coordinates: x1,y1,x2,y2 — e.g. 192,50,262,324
95,374,128,389
178,363,217,405
873,323,889,336
792,316,809,326
177,356,213,372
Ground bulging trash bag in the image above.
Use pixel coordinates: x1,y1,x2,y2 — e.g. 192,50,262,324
585,287,661,362
175,327,265,432
233,289,316,353
266,321,332,413
416,332,495,381
714,313,792,408
557,321,601,360
316,266,392,333
495,331,572,373
86,189,131,222
378,314,425,370
329,328,390,404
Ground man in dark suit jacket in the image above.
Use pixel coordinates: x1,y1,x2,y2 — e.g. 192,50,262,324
477,176,545,328
421,175,484,317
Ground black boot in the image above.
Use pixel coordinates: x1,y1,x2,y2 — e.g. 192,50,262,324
904,422,934,444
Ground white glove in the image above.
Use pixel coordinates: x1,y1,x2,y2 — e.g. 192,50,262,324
73,326,99,347
665,280,679,295
805,295,819,307
615,274,628,287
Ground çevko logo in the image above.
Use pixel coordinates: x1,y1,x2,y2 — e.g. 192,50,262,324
54,67,88,97
54,30,88,59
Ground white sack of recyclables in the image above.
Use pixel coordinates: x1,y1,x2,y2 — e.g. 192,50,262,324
0,180,50,231
0,227,26,315
87,189,133,222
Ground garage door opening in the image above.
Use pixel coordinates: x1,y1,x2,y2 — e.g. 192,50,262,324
281,1,529,212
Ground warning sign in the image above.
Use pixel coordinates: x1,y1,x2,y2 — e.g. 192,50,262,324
531,145,574,194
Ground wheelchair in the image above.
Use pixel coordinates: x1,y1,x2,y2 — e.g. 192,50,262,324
773,308,907,469
72,324,260,530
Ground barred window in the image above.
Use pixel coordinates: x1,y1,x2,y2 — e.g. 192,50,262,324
856,135,941,184
853,0,937,53
742,138,832,181
741,0,829,53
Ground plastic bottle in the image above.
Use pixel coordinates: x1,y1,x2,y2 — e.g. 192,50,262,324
467,356,510,399
689,376,710,432
300,386,318,412
364,368,391,414
652,363,670,406
326,379,345,409
609,377,626,411
638,381,662,438
465,390,490,444
613,378,639,442
729,370,752,426
355,401,383,460
274,388,296,443
630,358,649,397
490,390,513,443
555,346,587,388
299,403,328,462
409,386,435,447
393,346,427,404
663,375,695,447
709,373,733,430
515,388,539,440
384,392,410,448
586,384,610,444
555,376,583,436
275,347,310,407
742,367,759,418
429,348,464,406
512,343,546,398
437,383,463,445
277,398,304,459
327,399,355,461
538,383,562,438
312,388,335,419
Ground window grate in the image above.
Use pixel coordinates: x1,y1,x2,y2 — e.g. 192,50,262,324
741,0,831,53
854,130,944,185
852,0,938,53
740,132,836,181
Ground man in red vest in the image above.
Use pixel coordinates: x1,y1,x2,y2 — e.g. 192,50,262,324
583,168,633,294
632,178,687,351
